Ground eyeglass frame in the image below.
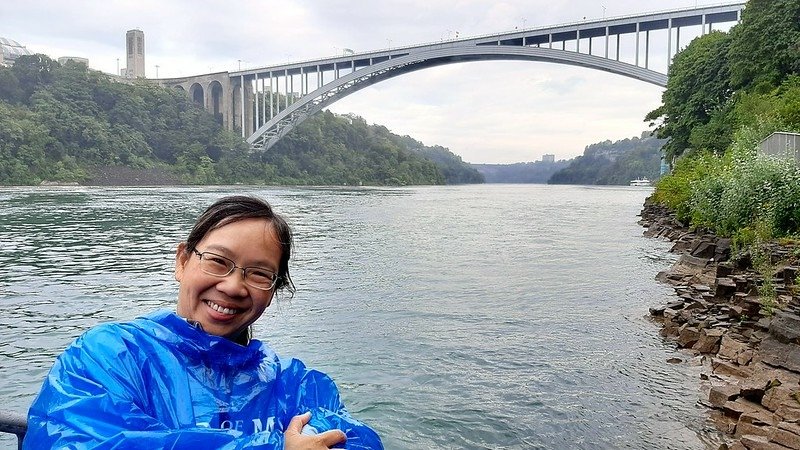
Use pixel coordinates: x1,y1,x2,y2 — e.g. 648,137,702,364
191,248,279,291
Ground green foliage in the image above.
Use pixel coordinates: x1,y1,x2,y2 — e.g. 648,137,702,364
727,0,800,90
648,0,800,162
714,155,798,236
651,151,724,223
646,32,733,160
264,112,448,186
0,55,473,186
739,220,779,315
0,55,247,185
8,54,59,103
658,118,800,237
396,136,484,184
548,133,665,185
650,0,800,245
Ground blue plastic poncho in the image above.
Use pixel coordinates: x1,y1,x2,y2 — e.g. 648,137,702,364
24,310,383,449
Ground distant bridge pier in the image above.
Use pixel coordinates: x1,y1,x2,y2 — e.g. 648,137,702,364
158,73,237,132
233,75,255,137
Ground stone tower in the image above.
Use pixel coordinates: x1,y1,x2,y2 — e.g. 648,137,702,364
125,29,145,78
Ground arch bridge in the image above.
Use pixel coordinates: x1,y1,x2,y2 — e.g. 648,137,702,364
158,2,745,151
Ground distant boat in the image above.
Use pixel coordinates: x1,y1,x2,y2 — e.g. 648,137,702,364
629,178,651,187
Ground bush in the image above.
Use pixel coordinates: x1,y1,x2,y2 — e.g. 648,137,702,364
651,151,724,224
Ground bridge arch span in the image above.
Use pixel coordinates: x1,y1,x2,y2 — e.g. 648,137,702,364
209,80,224,124
248,46,667,150
189,83,204,106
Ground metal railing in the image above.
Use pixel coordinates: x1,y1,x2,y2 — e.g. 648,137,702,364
0,410,27,450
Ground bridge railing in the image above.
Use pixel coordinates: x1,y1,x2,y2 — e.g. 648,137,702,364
231,1,745,75
0,410,27,450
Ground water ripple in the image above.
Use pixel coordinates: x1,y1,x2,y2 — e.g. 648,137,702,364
0,185,723,449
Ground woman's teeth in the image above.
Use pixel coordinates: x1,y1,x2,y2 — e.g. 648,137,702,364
206,301,238,315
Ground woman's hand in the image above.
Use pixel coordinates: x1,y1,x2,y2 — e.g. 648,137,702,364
284,412,347,450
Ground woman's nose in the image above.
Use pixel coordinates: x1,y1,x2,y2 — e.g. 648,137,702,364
215,270,249,297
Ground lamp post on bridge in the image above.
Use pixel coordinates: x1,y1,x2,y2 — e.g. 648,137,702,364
155,65,159,78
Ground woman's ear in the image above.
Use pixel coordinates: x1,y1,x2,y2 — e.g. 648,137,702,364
175,242,189,282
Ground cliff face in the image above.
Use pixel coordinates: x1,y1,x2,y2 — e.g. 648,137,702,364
640,200,800,450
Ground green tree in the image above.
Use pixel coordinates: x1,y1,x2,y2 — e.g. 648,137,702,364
9,54,59,104
727,0,800,90
0,68,23,104
646,31,733,161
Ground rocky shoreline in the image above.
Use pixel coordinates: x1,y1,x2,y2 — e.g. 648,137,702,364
84,166,184,186
640,199,800,450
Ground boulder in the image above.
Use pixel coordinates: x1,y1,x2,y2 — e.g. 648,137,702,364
769,311,800,345
679,325,703,348
760,337,800,373
736,407,776,438
719,336,753,362
725,398,766,420
770,422,800,450
686,299,710,311
740,381,769,404
762,387,796,412
667,300,687,310
694,283,713,292
691,240,718,259
740,434,791,450
710,383,742,408
776,404,800,422
694,328,725,353
716,238,732,262
758,317,774,331
738,349,756,366
664,308,681,321
716,277,739,298
714,359,754,379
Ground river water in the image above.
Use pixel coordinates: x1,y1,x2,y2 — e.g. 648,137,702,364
0,184,723,449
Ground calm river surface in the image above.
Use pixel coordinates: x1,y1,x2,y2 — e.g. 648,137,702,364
0,184,723,449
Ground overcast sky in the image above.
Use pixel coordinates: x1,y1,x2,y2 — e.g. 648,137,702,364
1,1,737,163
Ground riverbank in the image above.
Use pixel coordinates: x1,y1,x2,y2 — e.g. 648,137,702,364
640,199,800,450
83,165,184,186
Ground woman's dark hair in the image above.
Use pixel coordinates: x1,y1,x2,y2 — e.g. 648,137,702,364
185,195,295,296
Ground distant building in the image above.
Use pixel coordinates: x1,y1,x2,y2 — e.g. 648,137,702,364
58,56,89,66
0,37,32,66
541,154,555,163
126,29,145,78
759,132,800,166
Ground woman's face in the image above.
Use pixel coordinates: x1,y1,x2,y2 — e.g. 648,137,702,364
175,218,281,341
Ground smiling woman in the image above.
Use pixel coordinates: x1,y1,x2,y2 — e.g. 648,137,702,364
22,196,383,450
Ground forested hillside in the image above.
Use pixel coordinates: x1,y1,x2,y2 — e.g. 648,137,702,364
265,112,484,185
548,133,665,185
0,55,480,186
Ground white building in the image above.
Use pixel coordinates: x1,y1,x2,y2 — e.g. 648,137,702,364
0,37,32,66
